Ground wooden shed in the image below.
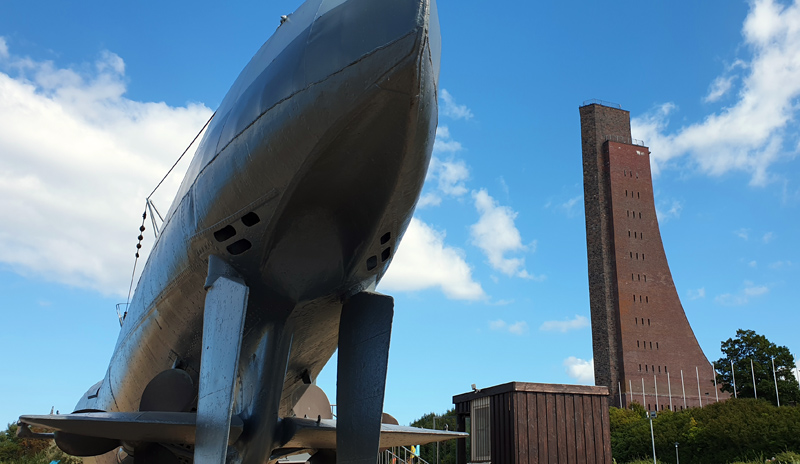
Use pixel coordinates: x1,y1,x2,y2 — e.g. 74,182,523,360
452,382,611,464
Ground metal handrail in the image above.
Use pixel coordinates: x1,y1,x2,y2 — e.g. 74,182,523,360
581,98,622,109
378,446,433,464
605,134,645,147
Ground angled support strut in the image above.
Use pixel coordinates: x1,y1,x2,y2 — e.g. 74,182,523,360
195,255,250,464
336,291,394,464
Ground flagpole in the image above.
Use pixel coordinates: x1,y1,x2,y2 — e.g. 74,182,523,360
751,358,758,399
696,366,702,407
668,371,673,410
772,356,780,407
630,379,633,406
731,359,737,398
681,370,686,409
642,378,646,408
654,375,659,411
713,363,719,403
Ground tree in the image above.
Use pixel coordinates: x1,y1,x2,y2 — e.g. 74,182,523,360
714,329,800,405
409,409,459,464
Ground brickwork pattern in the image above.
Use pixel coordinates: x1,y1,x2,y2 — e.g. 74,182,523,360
580,103,729,410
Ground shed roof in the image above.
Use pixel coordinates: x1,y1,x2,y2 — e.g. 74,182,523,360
453,381,609,404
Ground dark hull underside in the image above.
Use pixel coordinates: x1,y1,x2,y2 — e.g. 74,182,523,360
72,0,440,462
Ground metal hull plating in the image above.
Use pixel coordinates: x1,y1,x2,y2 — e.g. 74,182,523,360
75,0,440,461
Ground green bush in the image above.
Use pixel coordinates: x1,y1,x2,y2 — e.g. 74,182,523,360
611,399,800,464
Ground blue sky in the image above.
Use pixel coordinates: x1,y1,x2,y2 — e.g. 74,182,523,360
1,0,799,427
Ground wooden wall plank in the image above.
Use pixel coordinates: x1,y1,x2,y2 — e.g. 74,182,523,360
537,393,548,464
556,394,568,463
564,394,577,464
514,392,527,464
591,395,605,463
600,395,612,464
500,393,508,464
574,393,587,464
527,393,538,464
546,394,558,463
491,394,499,464
583,395,596,464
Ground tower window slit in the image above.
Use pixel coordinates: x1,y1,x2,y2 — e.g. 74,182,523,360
639,212,642,219
646,365,648,372
647,319,650,326
638,274,641,281
650,342,652,349
636,253,639,259
638,192,640,199
656,342,659,349
637,340,640,347
659,366,661,373
634,231,637,238
646,296,649,303
629,230,631,237
639,295,642,302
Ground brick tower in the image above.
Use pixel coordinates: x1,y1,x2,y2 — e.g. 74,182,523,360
579,101,728,410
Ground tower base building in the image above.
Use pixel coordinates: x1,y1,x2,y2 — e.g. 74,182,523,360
579,101,728,410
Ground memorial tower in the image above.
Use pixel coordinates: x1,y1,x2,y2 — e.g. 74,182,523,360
579,101,727,410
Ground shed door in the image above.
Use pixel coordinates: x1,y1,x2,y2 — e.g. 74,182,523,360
470,397,491,462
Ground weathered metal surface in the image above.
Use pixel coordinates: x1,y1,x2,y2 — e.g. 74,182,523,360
196,256,249,464
18,412,244,445
278,418,467,449
337,292,393,463
20,0,441,461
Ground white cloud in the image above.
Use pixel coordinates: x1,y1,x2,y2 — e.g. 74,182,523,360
416,192,442,208
715,281,770,306
0,37,8,60
488,319,528,335
688,287,706,300
769,260,793,269
420,127,471,208
748,260,758,268
744,282,769,296
470,189,533,278
540,315,589,333
564,357,595,384
0,44,212,296
508,321,528,335
735,228,750,240
433,125,463,154
656,199,683,223
632,0,800,186
435,158,469,197
379,218,485,300
763,231,775,243
489,319,507,331
440,89,473,120
704,75,735,103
